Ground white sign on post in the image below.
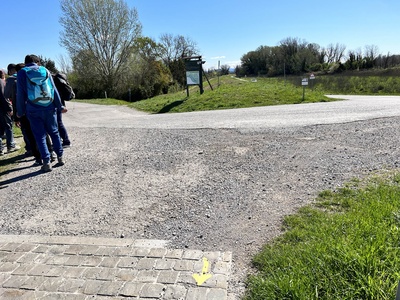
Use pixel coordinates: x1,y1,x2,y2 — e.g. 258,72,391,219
302,78,308,86
310,73,315,80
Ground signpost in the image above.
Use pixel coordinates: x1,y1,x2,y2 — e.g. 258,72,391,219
301,78,308,101
185,57,204,97
309,73,316,90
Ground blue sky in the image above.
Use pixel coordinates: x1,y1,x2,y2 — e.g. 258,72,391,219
1,0,399,72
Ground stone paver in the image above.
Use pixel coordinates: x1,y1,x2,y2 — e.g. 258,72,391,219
0,235,233,299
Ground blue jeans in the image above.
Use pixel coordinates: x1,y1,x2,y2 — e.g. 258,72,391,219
0,113,15,149
57,110,70,145
27,108,63,164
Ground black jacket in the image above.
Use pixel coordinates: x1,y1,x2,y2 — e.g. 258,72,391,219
0,79,12,114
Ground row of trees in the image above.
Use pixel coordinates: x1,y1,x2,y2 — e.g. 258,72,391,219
236,37,400,77
57,0,400,101
59,0,199,100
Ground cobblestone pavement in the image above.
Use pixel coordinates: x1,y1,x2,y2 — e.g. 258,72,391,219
0,235,233,299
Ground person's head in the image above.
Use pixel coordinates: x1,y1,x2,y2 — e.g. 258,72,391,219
7,63,16,75
0,69,5,79
24,54,41,65
16,63,25,72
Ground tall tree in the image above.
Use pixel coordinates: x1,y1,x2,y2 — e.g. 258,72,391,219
159,33,199,86
325,43,346,63
59,0,142,96
40,56,58,74
364,44,379,68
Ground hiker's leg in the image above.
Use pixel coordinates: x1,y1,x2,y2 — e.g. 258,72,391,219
44,109,63,158
27,110,50,164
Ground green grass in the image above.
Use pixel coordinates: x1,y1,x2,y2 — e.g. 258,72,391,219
244,173,400,300
75,73,400,114
0,126,25,174
74,76,333,113
315,75,400,95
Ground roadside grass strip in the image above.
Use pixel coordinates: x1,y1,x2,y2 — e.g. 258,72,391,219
245,173,400,300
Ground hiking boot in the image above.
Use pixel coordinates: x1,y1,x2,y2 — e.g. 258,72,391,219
41,163,52,172
57,156,65,166
0,149,4,156
50,151,57,162
33,159,43,166
7,145,21,153
62,142,71,148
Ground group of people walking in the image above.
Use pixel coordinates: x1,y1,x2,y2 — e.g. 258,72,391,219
0,54,74,172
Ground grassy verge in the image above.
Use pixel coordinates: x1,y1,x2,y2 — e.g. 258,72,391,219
244,173,400,300
0,126,25,174
74,73,400,114
73,76,333,113
315,75,400,95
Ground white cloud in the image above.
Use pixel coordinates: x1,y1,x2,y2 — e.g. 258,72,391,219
210,56,226,60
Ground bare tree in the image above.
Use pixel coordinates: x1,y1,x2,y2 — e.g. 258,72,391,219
325,43,346,63
59,0,142,96
364,45,380,60
56,54,73,74
159,33,199,64
159,33,199,86
364,44,380,68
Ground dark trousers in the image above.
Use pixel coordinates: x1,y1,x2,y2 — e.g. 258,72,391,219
57,110,70,145
20,116,53,162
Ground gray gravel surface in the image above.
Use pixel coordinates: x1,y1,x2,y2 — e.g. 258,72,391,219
1,97,400,297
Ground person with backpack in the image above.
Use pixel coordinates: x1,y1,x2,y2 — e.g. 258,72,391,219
52,72,74,148
8,63,54,165
16,54,66,172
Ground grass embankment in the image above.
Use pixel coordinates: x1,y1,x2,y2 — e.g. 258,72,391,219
75,73,400,113
74,76,333,113
245,174,400,299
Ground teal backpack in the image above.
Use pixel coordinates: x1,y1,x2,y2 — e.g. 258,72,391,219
23,66,54,106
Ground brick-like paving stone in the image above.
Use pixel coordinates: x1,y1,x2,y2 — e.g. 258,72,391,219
0,235,233,299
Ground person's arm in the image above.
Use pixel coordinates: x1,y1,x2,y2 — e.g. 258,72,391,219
16,71,27,118
4,78,14,116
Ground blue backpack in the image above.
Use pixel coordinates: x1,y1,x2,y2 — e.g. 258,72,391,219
23,66,54,106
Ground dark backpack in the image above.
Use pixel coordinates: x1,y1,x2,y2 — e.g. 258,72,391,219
53,73,75,101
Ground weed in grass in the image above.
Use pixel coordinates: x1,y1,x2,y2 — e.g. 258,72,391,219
245,176,400,300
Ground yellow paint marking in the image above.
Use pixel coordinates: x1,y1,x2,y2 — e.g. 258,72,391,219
192,257,212,285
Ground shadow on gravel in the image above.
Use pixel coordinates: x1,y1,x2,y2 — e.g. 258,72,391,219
0,169,42,187
157,99,186,114
0,154,41,187
0,153,26,168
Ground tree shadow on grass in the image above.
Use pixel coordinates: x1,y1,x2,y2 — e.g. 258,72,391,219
157,98,187,114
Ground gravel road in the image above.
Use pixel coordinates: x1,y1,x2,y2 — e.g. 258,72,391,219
1,96,400,297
